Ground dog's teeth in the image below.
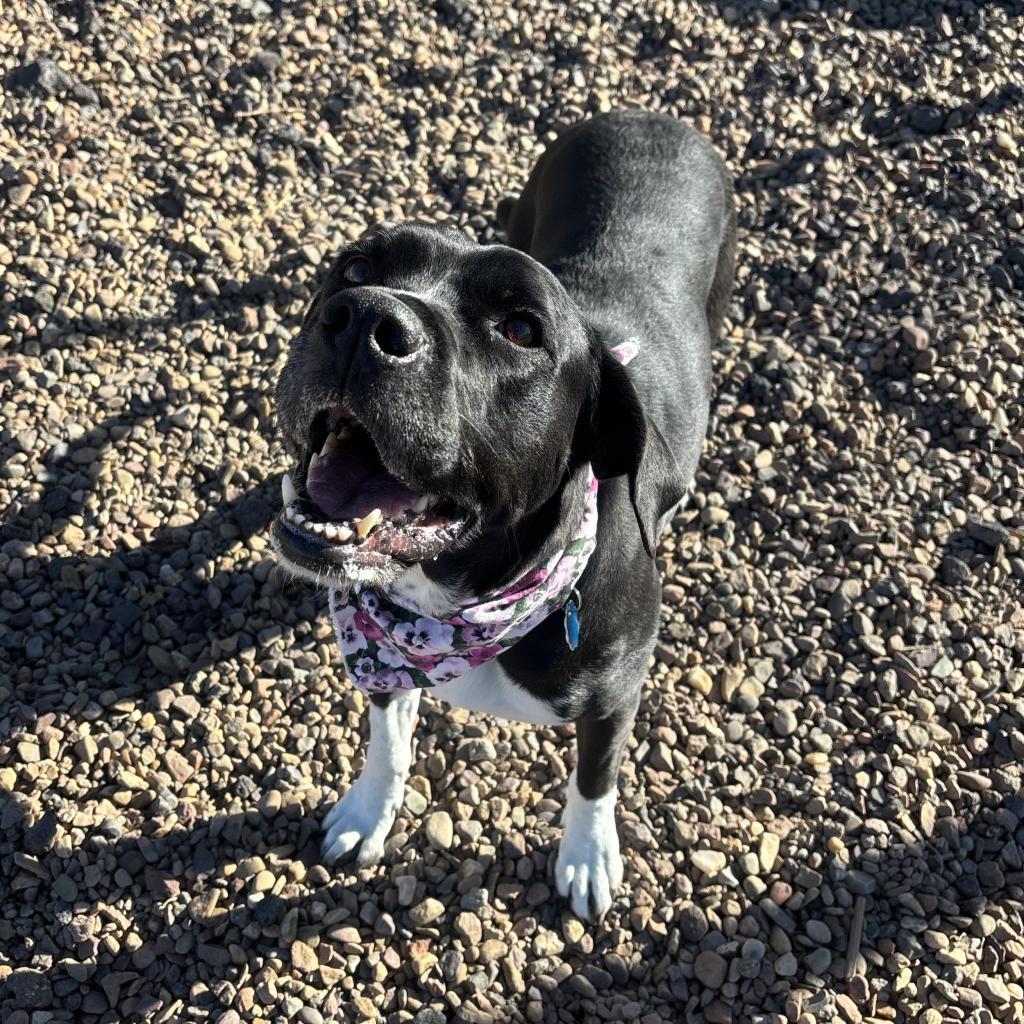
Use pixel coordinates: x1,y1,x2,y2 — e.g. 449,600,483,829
321,431,339,454
412,494,431,513
281,472,298,506
293,512,306,524
309,451,320,472
324,522,352,542
354,508,382,539
337,424,353,440
311,522,325,534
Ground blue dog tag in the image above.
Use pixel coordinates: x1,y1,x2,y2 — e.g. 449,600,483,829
564,588,581,650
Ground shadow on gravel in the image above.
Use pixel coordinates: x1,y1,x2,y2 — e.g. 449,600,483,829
2,783,1022,1018
1,392,290,717
699,0,1022,30
0,787,577,1018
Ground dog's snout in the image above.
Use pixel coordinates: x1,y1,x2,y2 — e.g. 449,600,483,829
322,290,423,360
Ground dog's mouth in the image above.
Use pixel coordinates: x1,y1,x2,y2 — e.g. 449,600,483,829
271,405,469,586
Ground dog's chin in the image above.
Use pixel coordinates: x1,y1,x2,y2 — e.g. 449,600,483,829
270,403,471,591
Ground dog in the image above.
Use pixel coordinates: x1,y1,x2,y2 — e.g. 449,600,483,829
271,110,735,920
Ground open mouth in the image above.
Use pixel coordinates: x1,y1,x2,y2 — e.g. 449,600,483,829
271,404,469,585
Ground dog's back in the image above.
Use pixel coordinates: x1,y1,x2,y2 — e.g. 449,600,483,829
501,109,735,485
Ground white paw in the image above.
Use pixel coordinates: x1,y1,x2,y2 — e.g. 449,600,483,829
321,775,404,867
555,770,624,920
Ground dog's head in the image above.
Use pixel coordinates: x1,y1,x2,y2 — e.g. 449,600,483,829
272,223,683,590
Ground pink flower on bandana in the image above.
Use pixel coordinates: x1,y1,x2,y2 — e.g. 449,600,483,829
465,644,503,666
427,656,472,684
501,567,549,604
355,610,385,643
394,617,455,654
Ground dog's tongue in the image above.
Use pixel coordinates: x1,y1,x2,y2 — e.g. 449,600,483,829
307,448,419,520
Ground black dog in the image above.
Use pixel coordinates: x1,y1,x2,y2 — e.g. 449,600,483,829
272,110,735,919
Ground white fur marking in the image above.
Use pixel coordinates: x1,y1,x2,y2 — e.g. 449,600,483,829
388,564,463,618
432,660,567,725
555,767,624,919
322,689,421,865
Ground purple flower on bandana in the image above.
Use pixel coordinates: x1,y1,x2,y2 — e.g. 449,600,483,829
359,590,392,622
376,640,408,667
379,669,415,690
394,616,455,654
426,656,472,684
334,606,367,656
461,622,501,644
351,656,376,677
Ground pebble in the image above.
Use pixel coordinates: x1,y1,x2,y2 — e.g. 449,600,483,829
691,850,727,875
424,811,454,850
410,898,446,926
694,950,728,989
678,902,710,942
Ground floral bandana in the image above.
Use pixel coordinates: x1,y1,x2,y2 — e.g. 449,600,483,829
328,340,637,694
329,473,598,692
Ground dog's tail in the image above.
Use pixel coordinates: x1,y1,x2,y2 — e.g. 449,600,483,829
496,195,518,234
706,171,737,341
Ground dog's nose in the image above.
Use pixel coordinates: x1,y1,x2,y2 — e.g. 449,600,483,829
322,289,423,359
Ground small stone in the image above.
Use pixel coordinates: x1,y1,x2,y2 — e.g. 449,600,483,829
397,875,418,906
5,969,53,1009
410,898,445,925
774,952,798,977
691,849,727,874
694,950,727,989
252,870,275,893
836,994,862,1023
975,975,1012,1005
455,911,482,945
291,940,318,973
54,874,79,902
678,902,709,942
772,707,798,737
684,667,713,696
23,809,58,854
424,811,454,850
758,832,780,872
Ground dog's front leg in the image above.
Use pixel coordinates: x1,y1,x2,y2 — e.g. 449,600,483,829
322,688,421,866
555,702,637,919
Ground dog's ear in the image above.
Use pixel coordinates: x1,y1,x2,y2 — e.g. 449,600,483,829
586,347,687,558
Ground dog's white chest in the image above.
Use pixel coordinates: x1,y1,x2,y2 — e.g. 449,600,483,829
431,661,568,725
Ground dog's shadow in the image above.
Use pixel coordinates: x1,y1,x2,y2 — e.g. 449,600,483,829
3,774,1022,1016
0,764,598,1019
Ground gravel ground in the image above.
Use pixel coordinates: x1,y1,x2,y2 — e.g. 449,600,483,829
2,1,1024,1022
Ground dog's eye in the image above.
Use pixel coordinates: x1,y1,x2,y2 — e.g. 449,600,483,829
496,317,536,347
343,256,371,284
